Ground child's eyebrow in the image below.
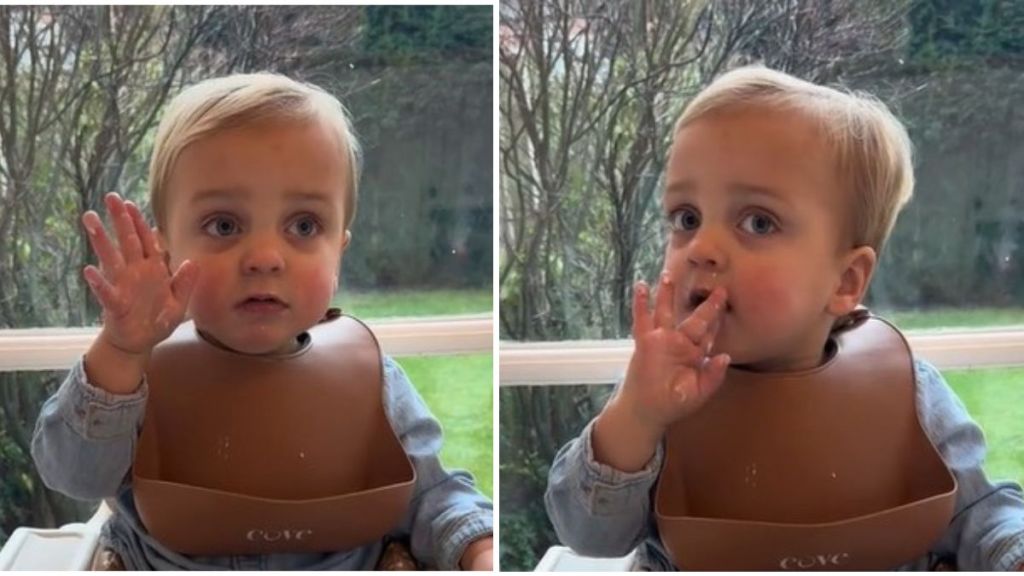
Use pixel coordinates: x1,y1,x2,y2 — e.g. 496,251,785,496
189,188,336,208
727,183,793,209
664,180,696,198
663,181,792,210
190,187,246,204
283,189,336,208
664,181,786,199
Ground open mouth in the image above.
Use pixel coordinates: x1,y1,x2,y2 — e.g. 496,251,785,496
688,288,731,312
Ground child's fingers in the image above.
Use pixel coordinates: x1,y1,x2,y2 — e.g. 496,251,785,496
654,273,675,329
696,316,721,358
106,193,143,264
677,286,726,345
82,211,125,276
83,265,120,312
671,332,709,366
697,353,731,400
679,316,711,348
169,260,199,307
670,380,690,404
631,281,652,338
157,261,198,332
125,201,159,259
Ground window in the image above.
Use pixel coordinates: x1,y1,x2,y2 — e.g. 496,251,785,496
499,0,1024,570
0,5,492,547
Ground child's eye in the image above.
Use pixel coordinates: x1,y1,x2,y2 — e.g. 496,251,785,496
739,212,778,236
668,207,700,231
287,215,322,238
202,216,240,237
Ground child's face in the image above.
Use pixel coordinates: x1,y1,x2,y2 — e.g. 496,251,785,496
663,106,868,371
158,120,351,355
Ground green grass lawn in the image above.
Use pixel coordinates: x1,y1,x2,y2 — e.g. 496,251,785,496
876,305,1024,485
944,366,1024,486
396,354,493,499
330,288,493,498
877,308,1024,486
880,307,1024,330
333,289,492,319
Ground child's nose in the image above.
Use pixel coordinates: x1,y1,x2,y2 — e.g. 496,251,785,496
241,236,285,274
686,229,727,271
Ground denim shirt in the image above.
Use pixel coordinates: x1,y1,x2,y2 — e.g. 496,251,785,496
546,359,1024,571
31,355,492,570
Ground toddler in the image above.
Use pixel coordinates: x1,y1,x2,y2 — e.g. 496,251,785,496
545,66,1024,570
32,73,493,570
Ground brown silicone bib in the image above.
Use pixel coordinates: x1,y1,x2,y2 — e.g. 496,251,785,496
655,312,956,570
133,314,415,555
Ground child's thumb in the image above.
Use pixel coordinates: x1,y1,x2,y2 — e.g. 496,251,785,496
170,260,199,305
698,353,731,400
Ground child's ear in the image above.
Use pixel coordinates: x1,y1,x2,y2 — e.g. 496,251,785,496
827,245,876,317
341,230,352,250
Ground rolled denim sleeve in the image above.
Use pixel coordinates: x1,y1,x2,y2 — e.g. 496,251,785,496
915,359,1024,570
31,356,147,501
545,417,663,557
382,356,493,570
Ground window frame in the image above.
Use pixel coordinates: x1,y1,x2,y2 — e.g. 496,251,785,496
0,314,492,371
499,326,1024,386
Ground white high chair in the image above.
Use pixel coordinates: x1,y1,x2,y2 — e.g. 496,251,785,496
534,546,636,571
0,501,111,570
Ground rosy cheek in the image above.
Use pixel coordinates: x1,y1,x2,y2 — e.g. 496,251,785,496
187,269,227,319
294,266,337,307
663,244,688,277
736,266,794,321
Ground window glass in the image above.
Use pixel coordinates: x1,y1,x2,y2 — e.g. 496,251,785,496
500,0,1023,570
0,5,492,549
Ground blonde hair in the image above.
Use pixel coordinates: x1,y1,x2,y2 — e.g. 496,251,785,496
675,66,913,254
149,72,362,230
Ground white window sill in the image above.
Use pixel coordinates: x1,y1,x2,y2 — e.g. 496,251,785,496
499,326,1024,386
0,314,492,371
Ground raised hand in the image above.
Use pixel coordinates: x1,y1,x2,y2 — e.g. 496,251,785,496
592,273,731,472
82,192,199,356
617,273,731,432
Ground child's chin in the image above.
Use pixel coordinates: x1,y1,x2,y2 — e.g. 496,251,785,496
236,338,298,356
204,330,297,356
711,340,749,367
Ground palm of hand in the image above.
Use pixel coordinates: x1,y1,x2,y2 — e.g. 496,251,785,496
83,193,198,355
97,258,187,352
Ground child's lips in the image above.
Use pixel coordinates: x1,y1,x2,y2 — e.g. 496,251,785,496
236,295,288,315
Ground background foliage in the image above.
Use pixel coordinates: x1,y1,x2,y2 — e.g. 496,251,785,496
0,5,491,545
